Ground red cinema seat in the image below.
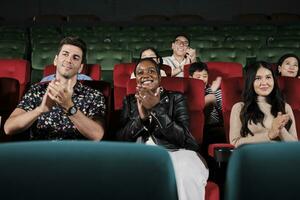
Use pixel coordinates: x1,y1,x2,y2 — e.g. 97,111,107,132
184,62,243,84
208,77,243,160
113,63,136,110
278,77,300,139
43,64,102,80
0,77,19,135
126,77,219,200
0,59,30,100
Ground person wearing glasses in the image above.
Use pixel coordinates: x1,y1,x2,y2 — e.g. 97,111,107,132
163,34,197,77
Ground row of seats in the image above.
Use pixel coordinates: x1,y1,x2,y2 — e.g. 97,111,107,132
1,59,299,142
0,60,220,199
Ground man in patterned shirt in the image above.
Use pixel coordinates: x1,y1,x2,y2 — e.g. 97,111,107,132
4,36,106,141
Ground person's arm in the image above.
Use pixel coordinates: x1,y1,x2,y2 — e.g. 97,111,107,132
116,96,148,141
279,104,298,141
4,86,54,135
150,93,196,148
47,80,105,141
67,108,104,141
229,103,271,147
4,107,43,135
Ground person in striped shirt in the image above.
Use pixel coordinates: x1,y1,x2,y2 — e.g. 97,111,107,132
189,62,223,126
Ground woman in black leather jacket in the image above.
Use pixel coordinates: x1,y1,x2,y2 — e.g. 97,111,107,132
117,58,208,200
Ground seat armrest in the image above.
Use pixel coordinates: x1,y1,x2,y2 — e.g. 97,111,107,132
208,143,235,163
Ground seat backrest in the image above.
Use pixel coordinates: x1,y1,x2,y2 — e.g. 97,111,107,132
80,80,112,133
254,47,300,63
126,77,205,144
221,77,244,142
198,48,250,67
43,63,102,80
0,59,30,99
278,77,300,139
87,50,132,83
226,143,300,200
0,141,177,200
0,77,20,132
184,62,243,85
113,62,136,110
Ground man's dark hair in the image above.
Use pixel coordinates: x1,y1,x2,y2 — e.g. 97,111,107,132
57,36,87,64
173,33,191,44
189,62,208,76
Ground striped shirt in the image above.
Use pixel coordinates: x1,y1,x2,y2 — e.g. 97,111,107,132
205,87,223,125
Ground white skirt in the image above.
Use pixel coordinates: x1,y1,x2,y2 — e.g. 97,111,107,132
146,138,209,200
169,149,209,200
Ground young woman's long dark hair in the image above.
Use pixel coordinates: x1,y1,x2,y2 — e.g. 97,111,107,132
240,61,288,137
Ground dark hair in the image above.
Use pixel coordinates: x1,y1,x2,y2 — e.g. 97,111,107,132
134,58,161,77
240,61,288,137
276,53,300,77
189,62,208,76
173,34,191,44
139,47,163,65
57,36,87,64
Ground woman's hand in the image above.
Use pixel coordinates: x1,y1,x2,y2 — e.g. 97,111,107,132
268,112,290,139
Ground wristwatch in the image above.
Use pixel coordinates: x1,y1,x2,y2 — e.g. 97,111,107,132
67,105,78,116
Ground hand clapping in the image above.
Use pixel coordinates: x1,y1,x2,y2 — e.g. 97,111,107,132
268,112,290,139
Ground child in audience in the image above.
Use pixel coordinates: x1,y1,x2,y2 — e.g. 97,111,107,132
276,53,300,78
189,62,223,126
230,61,298,147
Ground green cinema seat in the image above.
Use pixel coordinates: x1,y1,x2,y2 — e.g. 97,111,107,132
254,47,300,63
199,48,250,67
0,141,178,200
31,48,57,82
87,49,132,84
226,142,300,200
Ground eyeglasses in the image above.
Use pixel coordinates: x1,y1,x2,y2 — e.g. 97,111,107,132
174,39,189,47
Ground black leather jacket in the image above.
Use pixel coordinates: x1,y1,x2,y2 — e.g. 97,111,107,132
117,89,200,152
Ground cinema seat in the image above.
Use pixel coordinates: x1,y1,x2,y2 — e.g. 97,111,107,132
0,59,30,99
208,77,243,162
278,77,300,139
0,77,19,135
87,50,132,83
184,62,243,85
226,143,300,200
0,141,178,200
199,48,249,67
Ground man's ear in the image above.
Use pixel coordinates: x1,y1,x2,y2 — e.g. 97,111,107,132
53,55,58,66
189,75,193,78
78,63,84,73
278,65,282,73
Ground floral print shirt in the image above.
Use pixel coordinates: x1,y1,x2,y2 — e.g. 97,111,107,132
18,82,106,140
